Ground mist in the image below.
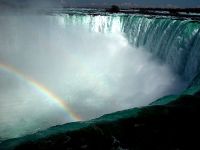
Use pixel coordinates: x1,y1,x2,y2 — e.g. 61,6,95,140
0,14,185,140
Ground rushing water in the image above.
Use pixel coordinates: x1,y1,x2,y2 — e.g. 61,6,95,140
62,12,200,82
1,10,200,140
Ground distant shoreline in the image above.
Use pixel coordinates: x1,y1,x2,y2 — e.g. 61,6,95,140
1,6,200,20
118,8,200,20
47,7,200,21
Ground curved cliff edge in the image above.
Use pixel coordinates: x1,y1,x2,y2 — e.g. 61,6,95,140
0,85,200,150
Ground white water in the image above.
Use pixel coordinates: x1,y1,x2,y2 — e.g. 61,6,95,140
0,14,185,140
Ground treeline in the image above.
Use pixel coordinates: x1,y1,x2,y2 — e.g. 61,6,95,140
106,6,200,14
132,7,200,14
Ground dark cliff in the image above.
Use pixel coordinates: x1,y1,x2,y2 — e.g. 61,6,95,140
1,86,200,150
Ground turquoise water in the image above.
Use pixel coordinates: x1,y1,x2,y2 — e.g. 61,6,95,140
0,9,200,142
60,11,200,85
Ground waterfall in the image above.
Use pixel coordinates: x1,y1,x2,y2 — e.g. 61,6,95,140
61,14,122,33
0,12,200,141
62,14,200,85
121,16,200,83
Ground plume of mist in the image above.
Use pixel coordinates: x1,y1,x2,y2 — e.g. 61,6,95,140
0,14,185,140
0,0,62,14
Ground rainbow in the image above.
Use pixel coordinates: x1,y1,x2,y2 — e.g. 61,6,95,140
0,63,82,122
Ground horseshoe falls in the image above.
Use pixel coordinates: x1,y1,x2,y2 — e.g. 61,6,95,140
0,11,200,143
121,16,200,83
63,14,200,83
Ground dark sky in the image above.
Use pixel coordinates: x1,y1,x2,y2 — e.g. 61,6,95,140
1,0,200,8
63,0,200,7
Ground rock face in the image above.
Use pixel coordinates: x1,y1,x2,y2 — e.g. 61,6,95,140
1,87,200,150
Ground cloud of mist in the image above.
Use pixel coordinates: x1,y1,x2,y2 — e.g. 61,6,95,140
0,14,185,140
0,0,61,14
